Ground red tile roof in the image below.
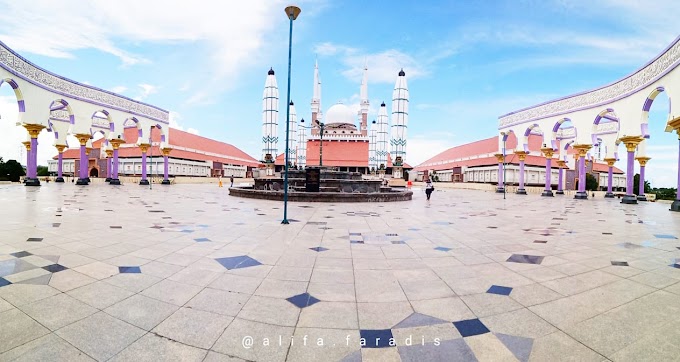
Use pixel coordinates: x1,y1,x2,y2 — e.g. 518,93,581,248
415,134,622,173
56,127,259,167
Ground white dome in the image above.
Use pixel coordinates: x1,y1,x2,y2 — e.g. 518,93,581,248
325,103,355,124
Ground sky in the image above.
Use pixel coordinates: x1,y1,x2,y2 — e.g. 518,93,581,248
0,0,679,186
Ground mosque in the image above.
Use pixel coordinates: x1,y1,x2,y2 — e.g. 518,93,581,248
262,63,412,178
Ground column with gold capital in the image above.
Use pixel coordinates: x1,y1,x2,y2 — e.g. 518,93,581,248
514,151,528,195
23,124,45,186
572,144,592,199
139,143,150,185
494,153,505,193
105,149,113,182
635,156,651,201
668,117,680,211
618,136,644,204
74,133,91,185
109,139,125,185
556,160,566,195
603,158,616,198
161,148,172,185
21,140,31,184
540,147,555,197
55,145,67,182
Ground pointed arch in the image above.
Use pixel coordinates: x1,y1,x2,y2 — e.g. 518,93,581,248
0,78,25,118
641,86,668,138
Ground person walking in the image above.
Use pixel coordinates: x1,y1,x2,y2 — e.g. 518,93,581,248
425,179,434,200
218,176,223,188
230,176,234,187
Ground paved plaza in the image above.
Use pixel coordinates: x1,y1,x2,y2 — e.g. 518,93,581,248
0,183,679,361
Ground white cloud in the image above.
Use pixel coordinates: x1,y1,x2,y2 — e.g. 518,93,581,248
0,0,288,75
135,84,158,101
407,132,458,167
110,86,127,94
168,111,200,135
314,43,427,84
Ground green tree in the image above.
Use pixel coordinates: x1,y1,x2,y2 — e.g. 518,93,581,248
37,165,49,177
585,173,598,191
0,159,25,182
633,173,652,194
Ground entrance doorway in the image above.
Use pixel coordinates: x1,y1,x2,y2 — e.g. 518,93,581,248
90,168,99,177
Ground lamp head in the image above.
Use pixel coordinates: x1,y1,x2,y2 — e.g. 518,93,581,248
285,5,301,20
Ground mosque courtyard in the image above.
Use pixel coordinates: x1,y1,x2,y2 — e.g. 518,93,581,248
0,183,679,361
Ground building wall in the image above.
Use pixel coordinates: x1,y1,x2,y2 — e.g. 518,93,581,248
49,158,212,177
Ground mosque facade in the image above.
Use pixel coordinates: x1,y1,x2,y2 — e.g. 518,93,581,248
263,64,412,177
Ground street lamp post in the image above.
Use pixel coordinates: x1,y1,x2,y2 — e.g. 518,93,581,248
503,136,506,200
149,126,153,190
282,4,301,225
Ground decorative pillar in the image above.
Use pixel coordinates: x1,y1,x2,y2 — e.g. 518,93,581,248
74,134,90,185
109,139,124,185
139,143,150,185
21,141,31,184
673,132,680,212
603,157,616,198
514,151,528,195
23,125,45,186
105,149,113,182
572,144,592,199
494,153,505,193
619,136,644,204
636,157,651,201
161,147,172,185
55,145,66,182
540,147,555,197
556,160,566,195
85,145,93,183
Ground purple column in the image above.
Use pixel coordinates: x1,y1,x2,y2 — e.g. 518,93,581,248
676,138,680,201
544,158,552,191
519,160,525,190
79,144,87,179
163,155,169,181
579,156,586,193
607,166,613,194
113,149,119,179
108,157,112,179
497,162,503,189
638,165,646,196
24,144,32,179
141,151,148,181
28,138,38,179
626,150,634,196
558,167,563,192
57,152,63,178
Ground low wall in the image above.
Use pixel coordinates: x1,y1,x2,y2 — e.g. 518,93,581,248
229,188,413,202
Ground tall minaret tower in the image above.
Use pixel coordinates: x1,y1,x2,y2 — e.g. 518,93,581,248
287,101,298,167
376,102,389,175
297,118,308,169
262,68,279,175
368,120,377,173
359,65,369,136
311,60,322,136
390,69,409,179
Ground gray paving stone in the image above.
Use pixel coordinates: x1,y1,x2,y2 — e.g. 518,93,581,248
398,338,478,362
153,307,233,349
56,312,146,361
0,309,50,353
20,293,97,330
109,333,207,362
0,333,94,362
104,294,179,330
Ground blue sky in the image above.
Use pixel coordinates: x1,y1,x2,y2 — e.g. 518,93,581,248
0,0,678,186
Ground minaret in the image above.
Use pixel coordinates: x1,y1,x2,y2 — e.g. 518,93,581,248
376,102,389,174
368,120,377,173
297,119,308,169
390,69,409,179
288,101,298,167
262,68,279,175
360,64,369,136
311,60,322,136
